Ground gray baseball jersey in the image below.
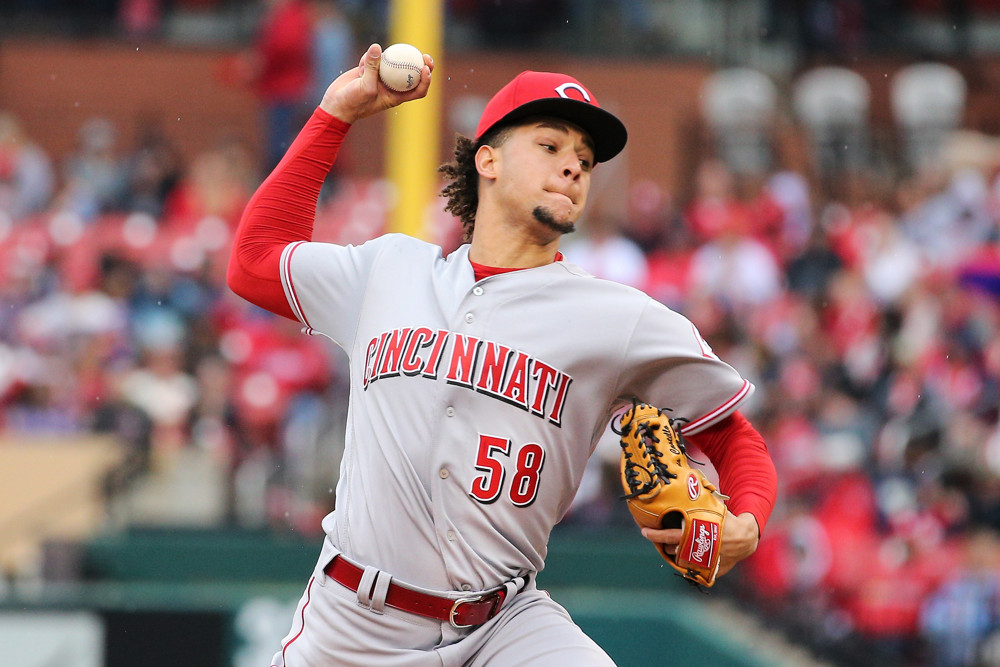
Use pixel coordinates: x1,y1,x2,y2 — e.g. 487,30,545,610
280,233,752,593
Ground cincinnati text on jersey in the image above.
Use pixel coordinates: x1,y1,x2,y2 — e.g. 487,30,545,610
362,328,573,427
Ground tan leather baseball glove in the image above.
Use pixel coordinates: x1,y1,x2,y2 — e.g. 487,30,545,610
615,401,729,587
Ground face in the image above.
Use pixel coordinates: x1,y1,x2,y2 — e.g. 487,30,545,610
479,119,596,239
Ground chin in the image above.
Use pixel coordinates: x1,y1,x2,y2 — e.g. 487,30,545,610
532,206,576,236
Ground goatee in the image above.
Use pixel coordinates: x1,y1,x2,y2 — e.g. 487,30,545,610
533,206,575,235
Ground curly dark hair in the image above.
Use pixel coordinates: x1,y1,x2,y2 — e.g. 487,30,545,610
438,125,514,242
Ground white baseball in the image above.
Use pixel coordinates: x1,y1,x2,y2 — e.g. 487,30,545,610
379,43,425,92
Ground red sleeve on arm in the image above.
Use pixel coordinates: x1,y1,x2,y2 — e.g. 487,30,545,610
226,108,351,320
684,411,778,534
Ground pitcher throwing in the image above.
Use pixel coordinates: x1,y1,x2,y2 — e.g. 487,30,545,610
227,43,778,666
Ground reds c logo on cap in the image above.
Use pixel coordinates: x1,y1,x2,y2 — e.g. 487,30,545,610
554,82,591,103
474,70,628,163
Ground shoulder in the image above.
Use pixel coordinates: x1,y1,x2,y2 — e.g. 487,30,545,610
555,258,653,301
335,233,446,262
375,233,448,255
288,233,445,271
379,233,436,247
374,234,464,271
551,259,675,327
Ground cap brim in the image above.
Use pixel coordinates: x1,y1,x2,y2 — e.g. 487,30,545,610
485,98,627,163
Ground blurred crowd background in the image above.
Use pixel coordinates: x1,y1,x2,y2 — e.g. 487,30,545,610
3,1,1000,666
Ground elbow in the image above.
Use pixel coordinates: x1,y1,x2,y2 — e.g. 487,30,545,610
226,252,249,300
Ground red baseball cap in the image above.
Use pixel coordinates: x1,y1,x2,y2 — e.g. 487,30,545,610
474,71,627,163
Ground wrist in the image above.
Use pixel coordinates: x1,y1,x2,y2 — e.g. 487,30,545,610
319,99,358,125
741,513,760,554
313,107,354,133
729,511,760,557
738,511,760,539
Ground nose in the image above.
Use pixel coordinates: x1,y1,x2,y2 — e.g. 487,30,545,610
561,157,581,180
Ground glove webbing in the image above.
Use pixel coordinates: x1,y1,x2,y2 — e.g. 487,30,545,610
615,402,697,500
621,419,678,499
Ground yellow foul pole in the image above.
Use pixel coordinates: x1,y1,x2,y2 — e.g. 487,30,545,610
386,0,443,239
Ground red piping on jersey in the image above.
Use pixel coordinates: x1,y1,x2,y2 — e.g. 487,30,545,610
684,411,777,534
283,241,313,330
680,379,751,434
280,575,315,665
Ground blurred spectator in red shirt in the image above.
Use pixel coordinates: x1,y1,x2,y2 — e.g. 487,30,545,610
617,179,694,309
248,0,315,172
686,158,755,243
117,0,163,39
162,136,256,231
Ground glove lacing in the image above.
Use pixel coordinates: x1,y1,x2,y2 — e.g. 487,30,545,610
621,419,678,499
615,399,705,499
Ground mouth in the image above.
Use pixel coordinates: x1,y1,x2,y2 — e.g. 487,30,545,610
545,190,575,205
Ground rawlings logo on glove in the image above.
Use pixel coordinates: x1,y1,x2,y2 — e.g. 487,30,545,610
687,519,718,567
615,401,729,587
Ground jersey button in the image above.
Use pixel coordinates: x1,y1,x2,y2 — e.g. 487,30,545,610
464,313,474,324
461,584,472,591
472,286,484,296
439,468,449,479
446,531,456,541
445,406,455,417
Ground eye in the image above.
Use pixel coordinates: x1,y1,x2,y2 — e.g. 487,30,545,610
540,143,557,153
579,158,593,171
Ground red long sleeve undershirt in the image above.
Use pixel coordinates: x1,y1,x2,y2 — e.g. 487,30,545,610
227,109,778,535
685,411,777,534
227,107,351,320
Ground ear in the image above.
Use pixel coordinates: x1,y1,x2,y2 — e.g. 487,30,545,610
475,144,498,181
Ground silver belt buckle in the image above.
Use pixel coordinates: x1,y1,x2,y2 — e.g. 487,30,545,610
448,595,483,629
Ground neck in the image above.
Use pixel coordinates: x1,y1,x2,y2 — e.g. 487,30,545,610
468,223,562,268
468,203,565,268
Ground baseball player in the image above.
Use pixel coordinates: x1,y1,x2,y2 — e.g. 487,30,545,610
228,43,777,666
